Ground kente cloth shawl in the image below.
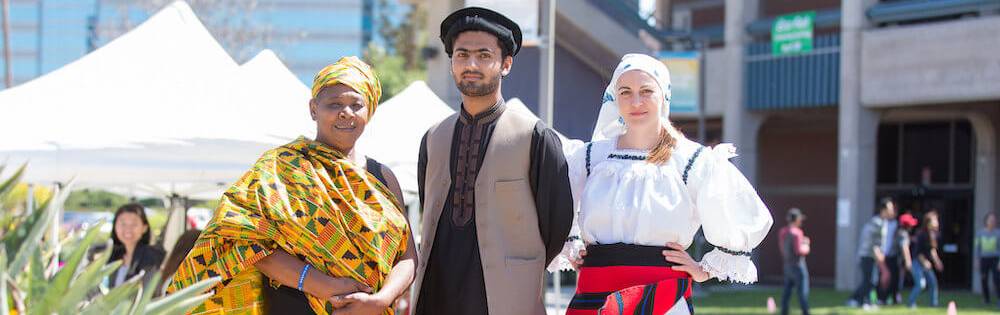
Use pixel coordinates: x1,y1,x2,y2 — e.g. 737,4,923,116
168,137,409,315
311,56,382,119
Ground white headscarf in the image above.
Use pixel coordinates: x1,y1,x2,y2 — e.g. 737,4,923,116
591,53,677,142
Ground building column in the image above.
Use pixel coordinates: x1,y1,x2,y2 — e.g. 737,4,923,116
835,0,880,290
970,112,998,293
722,0,764,183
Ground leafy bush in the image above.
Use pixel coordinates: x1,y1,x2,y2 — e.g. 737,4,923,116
0,164,219,315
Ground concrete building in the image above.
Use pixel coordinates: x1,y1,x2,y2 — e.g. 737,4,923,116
667,0,1000,291
418,0,1000,292
646,0,999,291
720,0,998,292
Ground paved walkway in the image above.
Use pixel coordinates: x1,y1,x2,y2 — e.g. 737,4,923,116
545,286,576,314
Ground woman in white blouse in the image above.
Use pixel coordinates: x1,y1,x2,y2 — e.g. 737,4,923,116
552,54,773,315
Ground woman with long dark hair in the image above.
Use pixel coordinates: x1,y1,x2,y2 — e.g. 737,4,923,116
907,210,943,308
108,203,165,288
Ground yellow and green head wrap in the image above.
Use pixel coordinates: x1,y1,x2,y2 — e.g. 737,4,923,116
311,56,382,119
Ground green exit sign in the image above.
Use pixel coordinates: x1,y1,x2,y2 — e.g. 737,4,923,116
772,11,815,56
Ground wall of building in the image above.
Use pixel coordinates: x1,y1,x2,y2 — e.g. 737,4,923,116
861,16,1000,108
680,0,1000,290
502,45,609,141
761,0,840,17
670,0,725,27
755,111,839,284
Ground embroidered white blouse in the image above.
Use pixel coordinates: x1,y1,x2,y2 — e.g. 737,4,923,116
548,136,774,284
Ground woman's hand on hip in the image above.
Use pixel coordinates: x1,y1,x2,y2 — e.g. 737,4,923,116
662,242,710,283
570,248,588,270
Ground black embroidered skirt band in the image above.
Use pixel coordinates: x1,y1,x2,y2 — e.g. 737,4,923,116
569,243,693,315
583,243,678,268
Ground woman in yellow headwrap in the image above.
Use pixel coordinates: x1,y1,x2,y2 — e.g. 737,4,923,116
168,56,416,315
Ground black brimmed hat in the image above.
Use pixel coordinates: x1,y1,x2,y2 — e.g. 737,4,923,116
440,6,522,58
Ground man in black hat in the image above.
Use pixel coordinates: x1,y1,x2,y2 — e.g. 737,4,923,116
411,6,574,315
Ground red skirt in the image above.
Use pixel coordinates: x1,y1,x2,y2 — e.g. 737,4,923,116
566,244,693,315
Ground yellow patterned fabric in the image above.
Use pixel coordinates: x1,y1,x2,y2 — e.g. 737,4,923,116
311,56,382,119
167,137,409,315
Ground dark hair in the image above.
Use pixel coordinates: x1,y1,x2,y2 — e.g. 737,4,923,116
877,197,894,212
786,208,804,223
923,210,940,249
496,37,512,59
109,203,152,262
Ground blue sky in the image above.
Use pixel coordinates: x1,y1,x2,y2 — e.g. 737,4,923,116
0,0,408,88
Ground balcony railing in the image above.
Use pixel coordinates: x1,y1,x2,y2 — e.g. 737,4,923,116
745,34,840,110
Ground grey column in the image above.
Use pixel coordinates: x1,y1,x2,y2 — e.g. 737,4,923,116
836,0,880,291
722,0,764,183
425,0,463,108
970,112,999,293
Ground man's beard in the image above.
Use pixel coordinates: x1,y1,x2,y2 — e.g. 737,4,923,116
455,71,501,97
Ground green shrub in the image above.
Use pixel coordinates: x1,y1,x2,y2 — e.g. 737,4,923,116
0,164,219,315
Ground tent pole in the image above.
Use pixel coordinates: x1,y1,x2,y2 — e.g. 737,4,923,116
2,0,12,87
25,184,34,215
160,194,189,253
46,183,61,277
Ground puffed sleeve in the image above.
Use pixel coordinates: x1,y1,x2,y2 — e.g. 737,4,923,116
547,142,589,272
688,143,774,284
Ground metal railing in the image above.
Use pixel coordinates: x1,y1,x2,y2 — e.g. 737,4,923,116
745,34,841,110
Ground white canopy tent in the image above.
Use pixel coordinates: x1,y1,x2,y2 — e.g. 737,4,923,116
217,49,314,146
356,81,455,197
0,1,313,250
0,2,313,200
506,98,585,155
0,1,238,152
